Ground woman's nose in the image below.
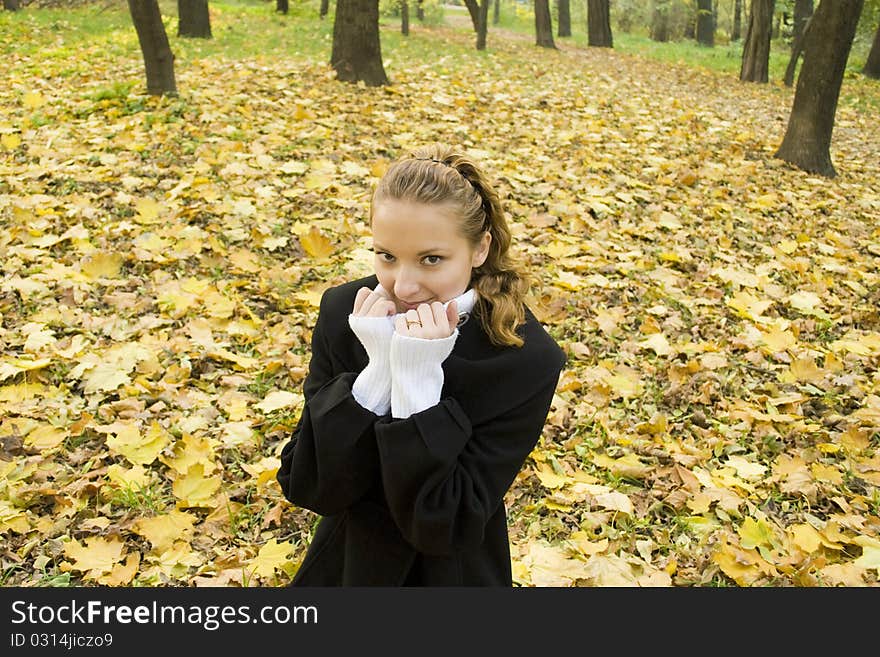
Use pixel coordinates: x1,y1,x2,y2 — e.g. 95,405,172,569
393,269,420,300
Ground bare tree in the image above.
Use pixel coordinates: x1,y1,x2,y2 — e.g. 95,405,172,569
732,0,742,40
696,0,714,46
331,0,387,86
864,21,880,79
462,0,491,50
277,0,288,14
740,0,774,83
535,0,556,48
2,0,20,11
587,0,613,47
775,0,864,177
784,1,813,86
401,0,409,35
557,0,571,37
651,0,670,42
128,0,177,96
178,0,211,38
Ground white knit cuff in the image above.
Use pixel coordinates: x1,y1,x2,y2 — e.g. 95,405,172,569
389,330,458,419
349,314,394,415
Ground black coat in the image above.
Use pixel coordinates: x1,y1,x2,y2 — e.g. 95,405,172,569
276,275,566,586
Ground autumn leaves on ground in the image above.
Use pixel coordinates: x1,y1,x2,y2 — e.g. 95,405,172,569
1,2,879,588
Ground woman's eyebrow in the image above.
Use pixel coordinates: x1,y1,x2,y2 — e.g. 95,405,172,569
372,244,449,256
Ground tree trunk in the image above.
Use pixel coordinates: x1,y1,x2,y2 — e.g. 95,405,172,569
535,0,556,47
331,0,388,86
128,0,177,96
775,0,864,178
276,0,288,14
696,0,714,46
178,0,211,38
417,0,424,21
864,22,880,79
651,1,669,42
587,0,612,47
557,0,571,37
783,13,811,86
401,0,409,35
792,0,812,45
3,0,20,11
320,0,329,19
463,0,490,50
732,0,742,40
493,0,499,26
740,0,774,82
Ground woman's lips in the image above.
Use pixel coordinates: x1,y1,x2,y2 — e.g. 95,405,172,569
400,300,432,311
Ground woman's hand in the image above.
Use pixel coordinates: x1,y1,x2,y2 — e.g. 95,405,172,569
395,300,458,340
352,286,396,318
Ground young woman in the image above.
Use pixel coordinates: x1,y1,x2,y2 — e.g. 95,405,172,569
276,144,566,586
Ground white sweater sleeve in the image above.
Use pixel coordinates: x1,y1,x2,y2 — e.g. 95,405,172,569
389,330,459,419
348,314,394,416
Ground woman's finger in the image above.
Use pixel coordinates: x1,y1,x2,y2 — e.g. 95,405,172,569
352,287,372,314
445,300,458,333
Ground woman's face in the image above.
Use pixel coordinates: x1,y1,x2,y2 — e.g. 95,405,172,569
371,199,491,313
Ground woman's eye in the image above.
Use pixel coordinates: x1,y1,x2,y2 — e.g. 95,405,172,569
423,255,442,265
376,252,394,262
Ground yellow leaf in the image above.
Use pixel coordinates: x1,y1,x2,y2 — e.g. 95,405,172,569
788,357,824,384
24,423,68,451
299,226,335,260
789,523,823,553
759,322,797,354
534,462,570,489
592,490,633,514
98,553,140,586
255,390,302,414
853,537,880,572
0,383,47,403
160,433,217,475
135,197,162,223
738,517,775,550
294,288,324,309
0,358,52,382
1,133,20,150
63,536,126,579
208,347,258,370
725,455,767,481
135,511,198,552
23,91,45,108
81,252,123,279
568,532,609,557
639,333,673,356
786,290,822,313
250,538,295,579
22,323,56,353
726,290,772,320
83,361,131,393
607,365,643,399
229,248,261,273
553,270,583,291
0,500,30,533
147,541,204,580
105,463,152,489
173,463,221,508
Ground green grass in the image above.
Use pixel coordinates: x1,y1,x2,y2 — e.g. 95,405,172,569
2,0,874,84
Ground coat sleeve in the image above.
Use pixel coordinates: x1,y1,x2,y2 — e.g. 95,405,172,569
276,290,382,516
373,372,559,556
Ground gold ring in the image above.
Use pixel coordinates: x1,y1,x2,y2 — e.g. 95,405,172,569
406,320,422,328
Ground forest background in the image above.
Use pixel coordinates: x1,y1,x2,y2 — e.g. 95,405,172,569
1,0,878,587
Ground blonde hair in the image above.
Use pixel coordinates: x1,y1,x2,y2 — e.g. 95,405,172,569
371,144,529,347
